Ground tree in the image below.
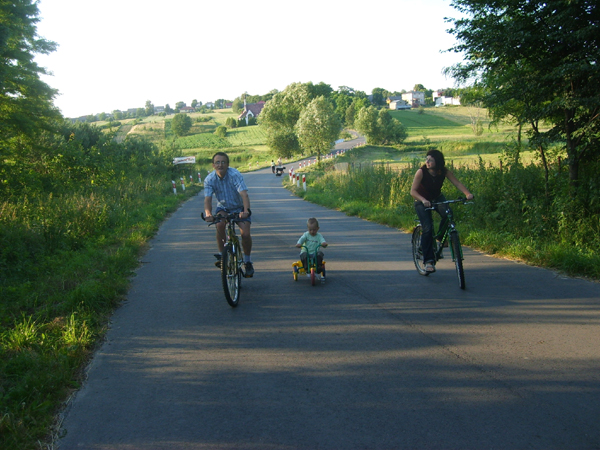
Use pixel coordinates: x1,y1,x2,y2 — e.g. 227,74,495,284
355,106,379,142
266,128,300,159
165,104,173,115
171,113,192,136
459,86,485,136
295,96,341,162
175,101,185,112
0,0,61,164
376,109,407,144
345,97,370,128
446,0,600,192
355,106,407,145
332,91,352,125
371,88,388,106
259,82,317,156
145,100,154,116
225,117,237,128
191,99,198,108
232,97,244,114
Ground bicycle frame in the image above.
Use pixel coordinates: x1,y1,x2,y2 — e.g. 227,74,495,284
202,211,249,307
432,203,462,262
412,198,470,289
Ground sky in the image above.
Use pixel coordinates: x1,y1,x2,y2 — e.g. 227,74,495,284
34,0,466,119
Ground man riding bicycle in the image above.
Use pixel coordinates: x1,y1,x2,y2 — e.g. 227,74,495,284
203,151,254,277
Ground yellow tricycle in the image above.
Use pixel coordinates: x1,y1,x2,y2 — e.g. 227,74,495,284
292,244,326,286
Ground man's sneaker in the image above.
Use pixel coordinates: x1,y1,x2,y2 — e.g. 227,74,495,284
320,275,326,284
214,254,221,268
244,261,254,278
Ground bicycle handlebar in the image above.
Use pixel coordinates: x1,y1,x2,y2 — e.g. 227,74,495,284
426,198,473,210
201,209,252,225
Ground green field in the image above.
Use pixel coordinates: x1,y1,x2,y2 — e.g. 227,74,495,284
103,106,539,173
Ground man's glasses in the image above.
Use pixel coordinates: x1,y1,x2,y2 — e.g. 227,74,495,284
213,161,228,165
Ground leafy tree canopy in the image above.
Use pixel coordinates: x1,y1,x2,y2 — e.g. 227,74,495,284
295,96,341,162
0,0,61,160
171,113,192,137
446,0,600,189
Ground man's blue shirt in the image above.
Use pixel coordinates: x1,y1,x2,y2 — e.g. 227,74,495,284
204,167,248,212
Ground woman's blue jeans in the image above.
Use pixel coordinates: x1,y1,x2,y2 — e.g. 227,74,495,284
414,195,449,265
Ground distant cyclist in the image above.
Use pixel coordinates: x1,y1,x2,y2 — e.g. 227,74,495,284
203,151,254,277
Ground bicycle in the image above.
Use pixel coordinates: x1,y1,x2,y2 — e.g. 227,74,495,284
292,244,326,286
202,210,251,307
412,198,472,289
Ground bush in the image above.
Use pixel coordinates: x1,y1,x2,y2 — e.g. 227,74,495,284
215,126,227,138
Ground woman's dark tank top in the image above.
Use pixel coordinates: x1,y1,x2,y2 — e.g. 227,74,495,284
417,165,446,201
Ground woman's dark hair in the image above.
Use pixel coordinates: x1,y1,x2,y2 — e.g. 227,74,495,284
427,149,446,176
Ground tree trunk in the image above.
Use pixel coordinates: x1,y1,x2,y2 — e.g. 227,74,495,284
564,109,580,194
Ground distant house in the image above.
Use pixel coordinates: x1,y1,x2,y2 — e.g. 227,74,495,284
180,106,195,113
238,101,265,125
434,96,461,107
432,91,461,106
225,102,233,108
205,102,215,109
402,91,425,107
389,99,411,110
154,106,165,114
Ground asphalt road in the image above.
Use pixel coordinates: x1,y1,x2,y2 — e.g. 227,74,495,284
57,156,600,450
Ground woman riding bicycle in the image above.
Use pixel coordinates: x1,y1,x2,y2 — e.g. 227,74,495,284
410,149,473,273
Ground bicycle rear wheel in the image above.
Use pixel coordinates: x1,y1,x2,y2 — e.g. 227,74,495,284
412,225,428,276
449,230,465,289
221,244,240,307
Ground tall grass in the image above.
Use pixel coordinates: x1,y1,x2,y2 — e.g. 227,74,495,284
0,122,202,449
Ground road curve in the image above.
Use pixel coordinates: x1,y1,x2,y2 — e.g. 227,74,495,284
57,159,600,449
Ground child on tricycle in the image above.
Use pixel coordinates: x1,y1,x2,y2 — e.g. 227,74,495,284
293,217,327,285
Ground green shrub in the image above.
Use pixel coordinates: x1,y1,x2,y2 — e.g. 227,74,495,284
215,126,227,138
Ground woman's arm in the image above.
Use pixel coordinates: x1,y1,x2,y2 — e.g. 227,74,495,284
446,170,474,199
410,169,431,206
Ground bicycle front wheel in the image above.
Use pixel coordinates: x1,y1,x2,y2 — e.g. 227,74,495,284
449,230,465,289
412,225,428,276
221,244,240,307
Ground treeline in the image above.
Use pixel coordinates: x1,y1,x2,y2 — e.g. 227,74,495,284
257,82,410,161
